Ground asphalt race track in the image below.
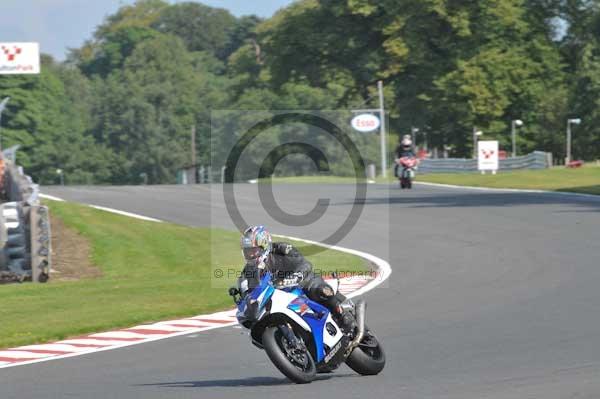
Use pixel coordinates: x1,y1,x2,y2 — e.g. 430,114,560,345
2,183,600,399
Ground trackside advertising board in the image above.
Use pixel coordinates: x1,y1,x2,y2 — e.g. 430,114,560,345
0,43,40,74
477,140,499,171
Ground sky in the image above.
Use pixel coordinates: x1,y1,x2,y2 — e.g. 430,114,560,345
0,0,294,60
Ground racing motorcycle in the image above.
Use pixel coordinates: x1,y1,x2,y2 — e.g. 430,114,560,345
229,272,385,383
396,156,418,189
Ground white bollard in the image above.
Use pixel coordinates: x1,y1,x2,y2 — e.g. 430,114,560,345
366,164,376,180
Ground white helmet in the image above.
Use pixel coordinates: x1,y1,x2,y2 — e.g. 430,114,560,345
401,137,412,147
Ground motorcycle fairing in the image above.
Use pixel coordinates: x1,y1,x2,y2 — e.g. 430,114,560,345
237,272,275,325
287,296,330,362
249,273,275,310
239,271,345,364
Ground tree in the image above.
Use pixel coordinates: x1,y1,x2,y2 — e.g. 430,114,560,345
7,0,597,185
560,2,600,160
222,15,263,60
90,34,225,183
70,0,168,76
153,2,237,59
0,56,115,183
78,26,161,77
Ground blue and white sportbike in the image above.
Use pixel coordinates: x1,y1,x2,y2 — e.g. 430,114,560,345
229,271,385,383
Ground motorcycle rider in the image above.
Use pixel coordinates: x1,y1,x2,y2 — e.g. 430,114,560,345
237,225,357,332
394,135,415,177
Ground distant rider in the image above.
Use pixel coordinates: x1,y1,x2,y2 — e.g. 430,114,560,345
237,225,356,332
394,135,415,177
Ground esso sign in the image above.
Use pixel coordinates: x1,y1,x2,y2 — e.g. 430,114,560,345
351,114,380,133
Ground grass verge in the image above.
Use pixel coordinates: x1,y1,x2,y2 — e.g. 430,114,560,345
0,200,367,349
256,164,600,196
417,164,600,195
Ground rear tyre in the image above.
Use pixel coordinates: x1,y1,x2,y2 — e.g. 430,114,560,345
262,326,316,384
346,329,386,376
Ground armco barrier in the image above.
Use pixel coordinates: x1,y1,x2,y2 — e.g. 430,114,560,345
0,158,51,283
418,151,550,174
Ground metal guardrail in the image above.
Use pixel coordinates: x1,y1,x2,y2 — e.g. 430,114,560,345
418,151,551,174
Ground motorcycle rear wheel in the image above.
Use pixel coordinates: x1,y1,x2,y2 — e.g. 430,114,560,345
346,329,386,375
262,326,317,384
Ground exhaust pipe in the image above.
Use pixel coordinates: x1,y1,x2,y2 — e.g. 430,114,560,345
346,299,366,356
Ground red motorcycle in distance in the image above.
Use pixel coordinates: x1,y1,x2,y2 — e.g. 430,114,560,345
396,157,418,189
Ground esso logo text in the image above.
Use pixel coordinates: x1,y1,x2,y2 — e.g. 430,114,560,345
351,114,380,133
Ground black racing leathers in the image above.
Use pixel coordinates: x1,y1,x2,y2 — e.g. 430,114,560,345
395,144,416,159
238,242,348,318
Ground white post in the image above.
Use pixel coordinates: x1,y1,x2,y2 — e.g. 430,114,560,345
378,80,387,178
473,127,483,159
199,165,205,184
366,164,376,180
565,118,581,164
411,126,419,152
472,127,477,159
511,120,516,158
566,120,571,165
511,119,523,158
191,125,197,166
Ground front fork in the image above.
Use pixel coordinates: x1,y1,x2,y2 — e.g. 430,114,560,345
278,324,309,364
279,324,302,348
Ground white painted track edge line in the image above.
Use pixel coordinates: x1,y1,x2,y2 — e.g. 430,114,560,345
39,193,65,202
37,193,392,299
415,181,600,200
275,234,391,299
39,194,162,222
87,205,163,222
0,322,237,369
0,192,391,369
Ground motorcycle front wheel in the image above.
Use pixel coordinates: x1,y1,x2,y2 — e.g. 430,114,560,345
262,326,316,384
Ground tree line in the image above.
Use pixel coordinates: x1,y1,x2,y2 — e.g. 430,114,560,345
0,0,599,184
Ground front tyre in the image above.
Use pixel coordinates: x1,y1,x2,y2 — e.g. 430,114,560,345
346,329,386,375
262,326,316,384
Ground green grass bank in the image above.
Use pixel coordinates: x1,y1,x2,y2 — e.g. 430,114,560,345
0,200,367,349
